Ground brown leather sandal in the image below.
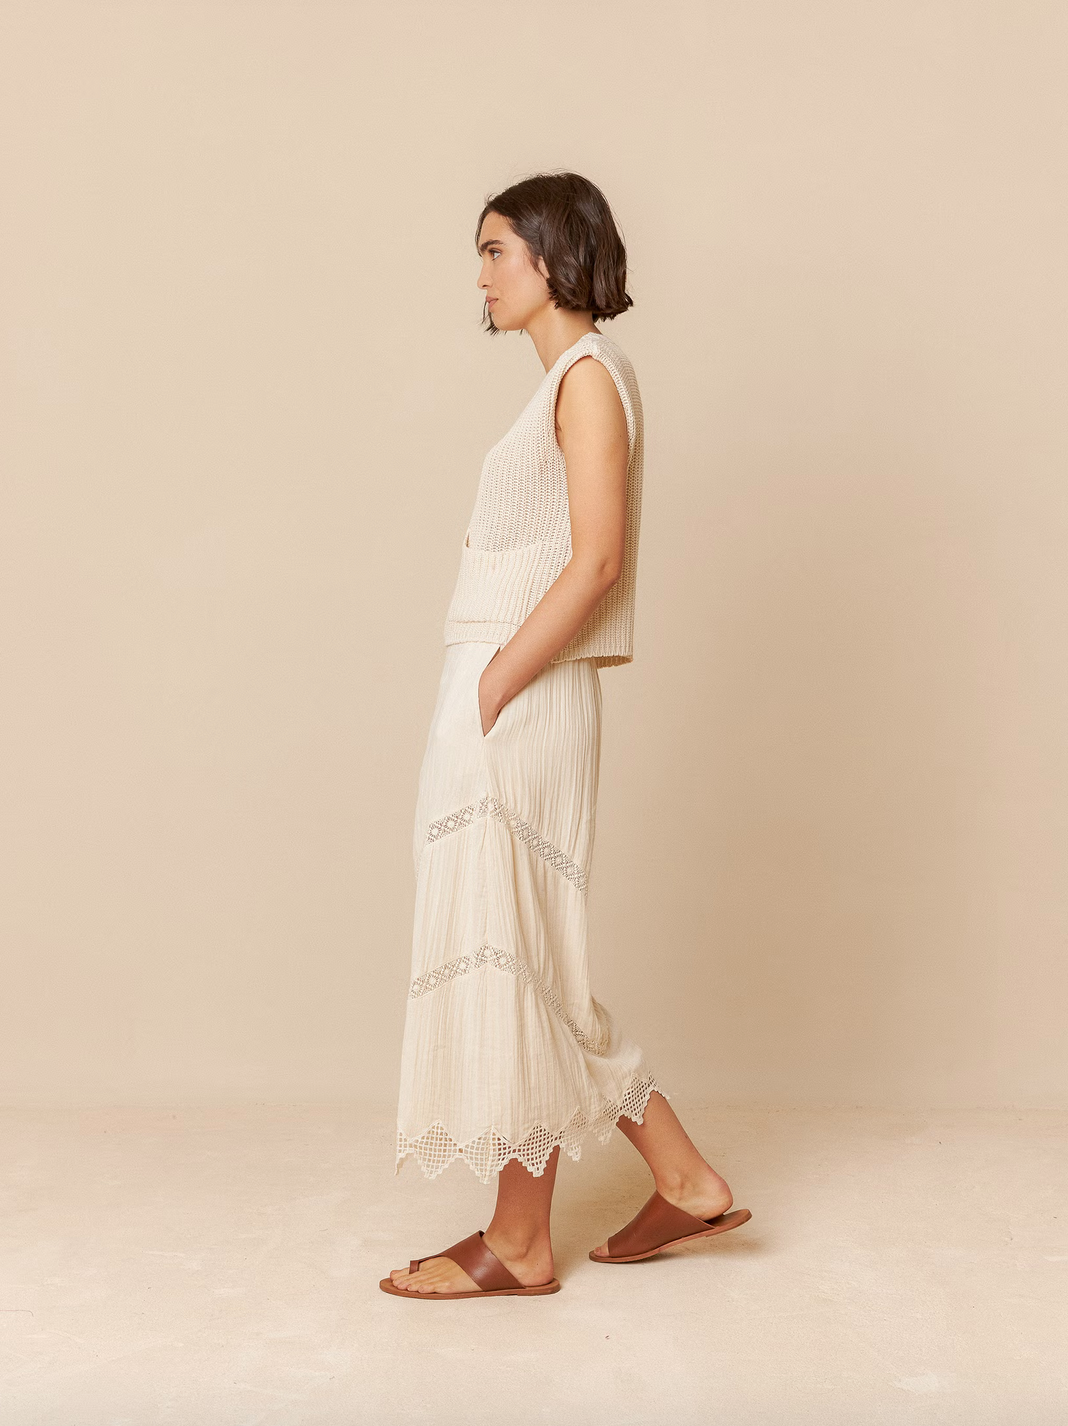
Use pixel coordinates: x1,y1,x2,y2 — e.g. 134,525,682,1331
379,1229,562,1299
589,1191,752,1263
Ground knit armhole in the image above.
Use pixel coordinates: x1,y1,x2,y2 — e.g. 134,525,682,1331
549,345,636,465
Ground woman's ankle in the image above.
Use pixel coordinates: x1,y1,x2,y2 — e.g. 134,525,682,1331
653,1163,732,1207
484,1220,553,1258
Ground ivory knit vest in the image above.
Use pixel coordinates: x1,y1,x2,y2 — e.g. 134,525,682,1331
443,330,643,669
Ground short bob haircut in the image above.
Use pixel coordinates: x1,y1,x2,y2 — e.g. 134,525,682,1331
475,171,633,334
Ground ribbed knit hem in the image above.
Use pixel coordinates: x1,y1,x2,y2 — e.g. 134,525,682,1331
444,622,633,669
444,619,520,646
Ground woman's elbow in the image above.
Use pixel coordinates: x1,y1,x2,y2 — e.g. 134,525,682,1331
593,554,623,590
570,546,623,591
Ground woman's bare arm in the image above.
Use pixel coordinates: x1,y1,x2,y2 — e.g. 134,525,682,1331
478,354,629,731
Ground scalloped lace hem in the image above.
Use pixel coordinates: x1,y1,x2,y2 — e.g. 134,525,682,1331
394,1070,668,1184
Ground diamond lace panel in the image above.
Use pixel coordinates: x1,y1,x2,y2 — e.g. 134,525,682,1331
408,942,610,1056
395,1070,666,1184
424,794,588,894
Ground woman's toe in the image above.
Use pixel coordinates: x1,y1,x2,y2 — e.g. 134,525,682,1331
592,1242,609,1256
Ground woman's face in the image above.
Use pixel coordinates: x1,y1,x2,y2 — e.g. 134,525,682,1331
476,212,551,332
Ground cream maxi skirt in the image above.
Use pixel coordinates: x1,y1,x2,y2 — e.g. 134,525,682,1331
394,640,668,1184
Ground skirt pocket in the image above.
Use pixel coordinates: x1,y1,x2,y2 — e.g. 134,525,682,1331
474,643,503,739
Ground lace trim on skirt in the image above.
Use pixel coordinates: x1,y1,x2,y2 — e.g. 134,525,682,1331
394,1070,667,1184
407,942,610,1056
424,794,589,895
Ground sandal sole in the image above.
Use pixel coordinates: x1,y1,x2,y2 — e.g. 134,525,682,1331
378,1276,562,1299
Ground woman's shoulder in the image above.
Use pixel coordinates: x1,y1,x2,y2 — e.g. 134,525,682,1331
588,328,633,360
554,329,636,385
583,331,639,394
553,331,640,455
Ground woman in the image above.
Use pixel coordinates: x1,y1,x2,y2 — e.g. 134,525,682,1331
381,172,750,1299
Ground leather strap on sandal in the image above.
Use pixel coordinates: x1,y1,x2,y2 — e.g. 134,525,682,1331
607,1191,720,1257
411,1230,522,1291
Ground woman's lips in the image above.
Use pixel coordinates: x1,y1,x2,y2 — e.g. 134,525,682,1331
487,298,497,307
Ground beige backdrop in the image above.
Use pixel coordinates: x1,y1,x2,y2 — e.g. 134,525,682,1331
2,2,1064,1109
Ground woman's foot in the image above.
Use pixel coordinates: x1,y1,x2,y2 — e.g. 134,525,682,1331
590,1169,733,1258
388,1227,555,1295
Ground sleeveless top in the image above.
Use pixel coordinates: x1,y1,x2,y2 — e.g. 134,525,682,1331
442,329,643,669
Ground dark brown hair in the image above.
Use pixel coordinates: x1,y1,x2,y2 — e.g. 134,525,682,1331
475,171,633,334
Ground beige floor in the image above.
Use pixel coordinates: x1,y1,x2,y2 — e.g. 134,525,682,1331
1,1102,1065,1425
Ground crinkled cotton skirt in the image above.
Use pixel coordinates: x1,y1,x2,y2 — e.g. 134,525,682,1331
394,640,668,1185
